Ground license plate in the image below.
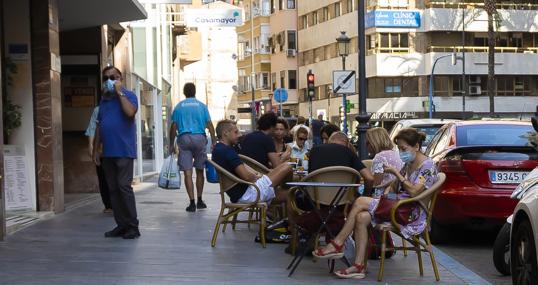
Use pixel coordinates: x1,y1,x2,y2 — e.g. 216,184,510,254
489,171,529,184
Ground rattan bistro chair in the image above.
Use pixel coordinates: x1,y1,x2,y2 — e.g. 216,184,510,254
238,154,270,174
207,159,268,248
373,173,446,282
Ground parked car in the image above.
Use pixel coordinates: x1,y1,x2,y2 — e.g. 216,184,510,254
425,121,538,242
389,119,458,151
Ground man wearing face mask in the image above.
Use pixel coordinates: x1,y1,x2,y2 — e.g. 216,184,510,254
93,66,140,239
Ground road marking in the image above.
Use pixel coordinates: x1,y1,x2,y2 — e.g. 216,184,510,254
433,246,492,285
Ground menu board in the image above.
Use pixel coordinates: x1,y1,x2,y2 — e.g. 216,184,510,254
4,145,33,211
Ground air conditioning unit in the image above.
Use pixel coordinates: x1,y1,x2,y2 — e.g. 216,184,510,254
286,49,297,57
469,76,481,85
469,85,482,96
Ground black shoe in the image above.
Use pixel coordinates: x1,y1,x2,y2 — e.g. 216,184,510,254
196,200,207,209
122,227,141,239
105,226,126,238
186,203,196,212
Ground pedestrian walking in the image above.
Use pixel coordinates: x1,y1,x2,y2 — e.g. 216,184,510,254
93,66,140,239
169,83,216,212
85,105,112,214
311,114,325,146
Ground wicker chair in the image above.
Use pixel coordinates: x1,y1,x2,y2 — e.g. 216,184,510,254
238,154,270,174
373,173,446,281
207,159,268,248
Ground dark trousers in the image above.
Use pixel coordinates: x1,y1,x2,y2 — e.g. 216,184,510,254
96,164,112,209
101,158,139,229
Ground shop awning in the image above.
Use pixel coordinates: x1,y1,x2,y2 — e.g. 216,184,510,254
58,0,147,31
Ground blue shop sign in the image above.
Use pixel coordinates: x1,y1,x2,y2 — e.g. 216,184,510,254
366,10,421,28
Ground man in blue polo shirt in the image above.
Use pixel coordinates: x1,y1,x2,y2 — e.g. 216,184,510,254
93,66,140,239
169,83,216,212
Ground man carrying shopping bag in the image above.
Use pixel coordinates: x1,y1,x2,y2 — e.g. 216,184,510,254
169,83,216,212
158,154,181,189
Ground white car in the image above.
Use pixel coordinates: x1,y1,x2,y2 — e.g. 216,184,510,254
510,118,538,284
389,119,459,151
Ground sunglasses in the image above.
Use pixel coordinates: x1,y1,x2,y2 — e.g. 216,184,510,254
102,75,119,81
297,137,307,141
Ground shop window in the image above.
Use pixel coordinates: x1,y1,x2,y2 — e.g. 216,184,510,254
288,70,297,89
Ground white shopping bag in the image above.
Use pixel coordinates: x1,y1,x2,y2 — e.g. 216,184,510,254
158,155,181,189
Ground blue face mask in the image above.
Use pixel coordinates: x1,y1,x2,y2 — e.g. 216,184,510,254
104,79,116,93
399,150,416,163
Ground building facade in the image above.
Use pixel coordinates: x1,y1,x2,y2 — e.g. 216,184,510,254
236,0,272,130
268,0,299,117
298,0,538,132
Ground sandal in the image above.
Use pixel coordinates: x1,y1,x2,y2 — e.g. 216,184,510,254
334,263,366,279
312,240,344,259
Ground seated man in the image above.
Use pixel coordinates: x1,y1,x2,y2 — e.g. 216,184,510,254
239,112,281,168
309,132,374,193
212,120,292,204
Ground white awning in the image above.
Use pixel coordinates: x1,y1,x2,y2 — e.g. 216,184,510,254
58,0,147,31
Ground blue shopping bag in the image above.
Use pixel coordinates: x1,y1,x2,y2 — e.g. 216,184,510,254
205,160,219,183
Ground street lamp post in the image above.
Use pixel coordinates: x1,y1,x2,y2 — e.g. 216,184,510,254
429,53,461,119
355,0,370,160
336,31,351,134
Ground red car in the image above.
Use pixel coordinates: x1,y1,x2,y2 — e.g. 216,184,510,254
425,121,538,242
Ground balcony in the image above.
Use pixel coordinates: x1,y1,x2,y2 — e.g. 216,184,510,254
425,1,538,10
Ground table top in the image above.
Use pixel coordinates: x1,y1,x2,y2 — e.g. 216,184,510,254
286,181,362,187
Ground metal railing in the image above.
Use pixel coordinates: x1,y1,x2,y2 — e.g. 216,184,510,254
367,47,411,55
428,46,538,53
425,1,538,10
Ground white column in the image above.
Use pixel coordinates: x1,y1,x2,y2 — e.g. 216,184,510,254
135,77,144,180
153,88,164,172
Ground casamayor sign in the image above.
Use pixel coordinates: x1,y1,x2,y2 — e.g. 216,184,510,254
185,8,243,27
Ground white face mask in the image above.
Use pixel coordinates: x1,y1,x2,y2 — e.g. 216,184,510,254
104,79,116,93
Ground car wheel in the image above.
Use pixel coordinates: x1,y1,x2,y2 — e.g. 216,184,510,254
429,219,449,244
511,220,538,285
493,223,511,275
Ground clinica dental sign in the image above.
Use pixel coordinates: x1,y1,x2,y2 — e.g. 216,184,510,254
185,9,243,27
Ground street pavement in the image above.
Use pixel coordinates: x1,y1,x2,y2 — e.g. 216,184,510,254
0,179,493,285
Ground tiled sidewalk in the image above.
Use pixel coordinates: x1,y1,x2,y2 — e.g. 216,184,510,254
0,182,474,285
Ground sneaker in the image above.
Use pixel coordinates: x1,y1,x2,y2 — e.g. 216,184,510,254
103,208,113,214
196,200,207,209
104,226,126,238
186,203,196,212
122,227,141,239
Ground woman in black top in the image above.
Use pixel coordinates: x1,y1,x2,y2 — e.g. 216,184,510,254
273,117,291,162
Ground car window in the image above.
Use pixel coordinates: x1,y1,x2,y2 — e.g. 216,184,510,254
390,123,403,139
411,125,443,149
434,127,451,155
425,127,445,156
456,124,533,146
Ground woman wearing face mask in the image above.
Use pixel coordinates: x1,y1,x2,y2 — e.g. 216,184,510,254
273,118,292,162
312,128,438,279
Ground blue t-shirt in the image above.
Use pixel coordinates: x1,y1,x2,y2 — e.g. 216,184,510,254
211,142,248,203
172,98,211,136
239,131,276,167
98,88,138,158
